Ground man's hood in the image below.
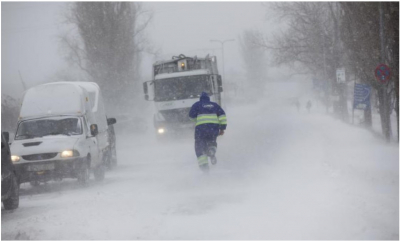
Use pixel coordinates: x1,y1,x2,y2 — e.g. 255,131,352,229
200,92,210,102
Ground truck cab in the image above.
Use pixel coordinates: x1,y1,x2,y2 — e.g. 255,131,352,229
143,54,223,136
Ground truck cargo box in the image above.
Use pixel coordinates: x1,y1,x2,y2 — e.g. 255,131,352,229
19,82,90,120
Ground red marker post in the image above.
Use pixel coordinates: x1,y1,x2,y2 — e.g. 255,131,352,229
374,64,391,84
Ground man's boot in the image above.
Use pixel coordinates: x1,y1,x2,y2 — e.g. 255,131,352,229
210,156,217,165
199,164,209,173
207,146,217,165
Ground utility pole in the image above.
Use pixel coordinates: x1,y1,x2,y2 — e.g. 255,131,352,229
335,3,348,122
380,2,385,63
379,2,392,141
321,33,329,113
210,39,235,79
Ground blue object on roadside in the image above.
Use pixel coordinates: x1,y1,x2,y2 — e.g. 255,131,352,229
353,83,371,110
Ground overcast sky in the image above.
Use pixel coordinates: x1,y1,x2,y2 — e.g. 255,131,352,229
143,2,273,77
2,2,65,97
2,2,278,98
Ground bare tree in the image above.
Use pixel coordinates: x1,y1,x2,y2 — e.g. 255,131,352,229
60,2,152,113
256,3,349,117
1,95,20,134
258,2,398,140
341,2,398,141
386,2,399,140
265,3,333,73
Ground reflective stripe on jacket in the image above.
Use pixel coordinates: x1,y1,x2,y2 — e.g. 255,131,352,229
189,92,227,130
196,114,219,126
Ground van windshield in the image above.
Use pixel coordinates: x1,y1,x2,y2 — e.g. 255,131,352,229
15,117,82,140
154,75,211,101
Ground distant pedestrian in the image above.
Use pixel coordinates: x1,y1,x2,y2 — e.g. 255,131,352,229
306,100,312,113
295,100,300,112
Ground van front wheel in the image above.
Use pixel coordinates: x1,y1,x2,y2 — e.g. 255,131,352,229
111,146,117,168
77,159,90,185
94,164,105,181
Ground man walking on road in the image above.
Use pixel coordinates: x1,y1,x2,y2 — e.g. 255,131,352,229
306,100,312,113
189,92,227,172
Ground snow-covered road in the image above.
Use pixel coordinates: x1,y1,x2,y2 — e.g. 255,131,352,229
2,89,399,240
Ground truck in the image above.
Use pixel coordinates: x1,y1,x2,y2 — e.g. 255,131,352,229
10,82,117,186
143,54,223,136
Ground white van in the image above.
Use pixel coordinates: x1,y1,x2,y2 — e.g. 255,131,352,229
10,82,117,186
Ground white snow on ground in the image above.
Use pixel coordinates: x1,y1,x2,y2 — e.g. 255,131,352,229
2,81,399,240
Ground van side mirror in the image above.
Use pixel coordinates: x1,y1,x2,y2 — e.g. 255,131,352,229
2,132,9,143
217,75,223,93
107,118,117,126
143,82,148,95
143,81,154,101
90,124,99,136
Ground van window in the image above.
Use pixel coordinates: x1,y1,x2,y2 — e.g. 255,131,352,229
15,117,83,140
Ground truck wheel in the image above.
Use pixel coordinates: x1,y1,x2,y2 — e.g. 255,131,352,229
106,147,117,170
105,149,112,170
94,164,105,181
3,173,19,210
77,160,90,185
111,145,117,168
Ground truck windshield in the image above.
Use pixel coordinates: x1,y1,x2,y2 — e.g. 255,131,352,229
154,75,211,101
15,117,82,140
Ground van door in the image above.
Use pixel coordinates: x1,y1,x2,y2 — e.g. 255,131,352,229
94,97,109,166
83,117,100,166
96,126,109,165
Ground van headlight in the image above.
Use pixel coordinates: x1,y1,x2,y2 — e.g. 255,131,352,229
158,128,165,134
61,150,79,158
11,155,20,162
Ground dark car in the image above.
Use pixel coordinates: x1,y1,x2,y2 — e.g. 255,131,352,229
1,132,19,210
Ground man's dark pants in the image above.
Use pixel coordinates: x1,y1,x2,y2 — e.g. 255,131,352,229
194,125,219,166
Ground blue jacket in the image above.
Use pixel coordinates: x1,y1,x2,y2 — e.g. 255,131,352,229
189,92,227,137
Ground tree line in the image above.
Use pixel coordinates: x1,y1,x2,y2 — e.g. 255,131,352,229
2,2,153,133
61,2,153,114
240,2,398,141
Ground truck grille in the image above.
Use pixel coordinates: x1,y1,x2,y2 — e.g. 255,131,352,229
160,108,191,123
22,153,58,161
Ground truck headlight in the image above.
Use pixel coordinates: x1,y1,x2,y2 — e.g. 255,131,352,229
11,155,20,162
61,150,79,158
158,128,165,134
